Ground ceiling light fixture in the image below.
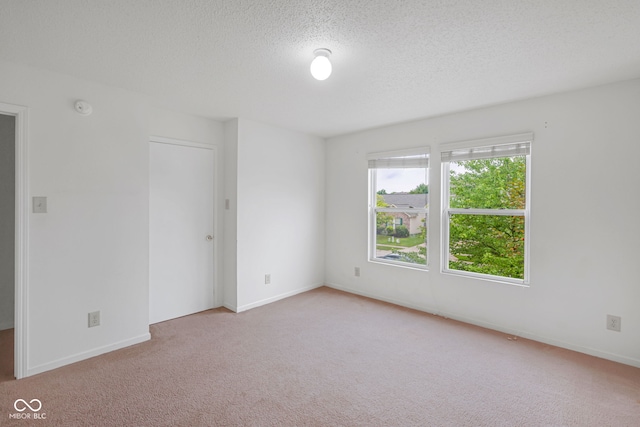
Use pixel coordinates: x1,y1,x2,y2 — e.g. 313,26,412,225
310,48,332,81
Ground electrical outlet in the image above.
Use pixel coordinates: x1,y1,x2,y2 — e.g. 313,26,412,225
606,315,621,332
354,267,360,277
265,274,271,285
88,311,100,328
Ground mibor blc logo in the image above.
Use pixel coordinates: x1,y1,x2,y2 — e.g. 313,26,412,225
9,399,46,420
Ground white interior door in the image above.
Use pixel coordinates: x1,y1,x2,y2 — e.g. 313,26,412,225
149,139,214,324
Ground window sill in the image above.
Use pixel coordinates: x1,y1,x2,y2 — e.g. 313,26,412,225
369,258,429,272
441,269,529,287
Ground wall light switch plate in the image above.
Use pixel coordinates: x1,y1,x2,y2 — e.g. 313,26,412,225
33,196,47,213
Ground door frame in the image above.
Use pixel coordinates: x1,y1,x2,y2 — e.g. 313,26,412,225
149,135,218,322
0,102,29,379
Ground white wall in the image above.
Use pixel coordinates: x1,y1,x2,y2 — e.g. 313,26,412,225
149,107,225,146
0,114,15,330
149,107,225,308
233,118,325,311
325,79,640,367
0,59,324,375
0,60,151,375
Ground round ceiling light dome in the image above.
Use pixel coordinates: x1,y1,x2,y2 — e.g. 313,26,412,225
310,48,332,81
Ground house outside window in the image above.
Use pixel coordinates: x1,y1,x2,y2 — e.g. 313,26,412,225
368,149,429,268
441,133,532,284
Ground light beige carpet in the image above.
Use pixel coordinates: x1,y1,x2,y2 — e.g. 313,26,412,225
1,287,639,426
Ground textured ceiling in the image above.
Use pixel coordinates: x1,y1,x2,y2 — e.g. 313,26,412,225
1,0,640,137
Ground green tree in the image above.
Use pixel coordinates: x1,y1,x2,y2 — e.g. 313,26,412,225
448,157,525,279
376,194,393,234
376,193,389,207
419,217,427,259
409,183,429,194
377,189,387,195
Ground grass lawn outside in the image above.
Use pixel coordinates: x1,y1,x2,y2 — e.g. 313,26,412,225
376,234,424,248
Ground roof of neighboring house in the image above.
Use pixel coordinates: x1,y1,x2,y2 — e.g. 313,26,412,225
381,193,428,208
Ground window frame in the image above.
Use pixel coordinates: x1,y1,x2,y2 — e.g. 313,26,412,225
368,147,430,270
440,133,532,285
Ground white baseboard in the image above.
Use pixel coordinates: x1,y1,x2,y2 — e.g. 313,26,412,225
26,332,151,377
325,282,640,369
222,303,238,313
325,282,441,316
236,283,323,313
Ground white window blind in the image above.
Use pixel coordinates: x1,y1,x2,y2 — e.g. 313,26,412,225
368,156,429,169
441,141,530,163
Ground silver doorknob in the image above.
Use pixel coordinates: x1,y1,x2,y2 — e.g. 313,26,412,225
206,235,213,242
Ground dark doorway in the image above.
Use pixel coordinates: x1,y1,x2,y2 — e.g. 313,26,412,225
0,113,15,380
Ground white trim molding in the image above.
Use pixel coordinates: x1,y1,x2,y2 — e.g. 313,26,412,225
235,283,323,313
26,333,151,377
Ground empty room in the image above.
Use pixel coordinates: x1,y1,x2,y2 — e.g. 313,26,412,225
1,1,639,425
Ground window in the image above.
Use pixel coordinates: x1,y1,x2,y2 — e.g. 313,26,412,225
441,134,532,284
368,149,429,267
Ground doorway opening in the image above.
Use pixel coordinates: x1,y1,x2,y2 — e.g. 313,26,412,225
0,113,15,380
0,102,28,380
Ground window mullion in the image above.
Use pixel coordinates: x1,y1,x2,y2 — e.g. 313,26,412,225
447,208,526,216
376,207,427,214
